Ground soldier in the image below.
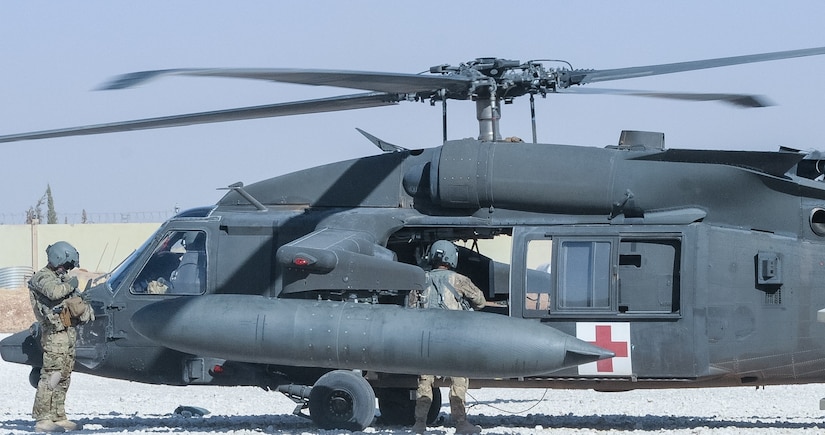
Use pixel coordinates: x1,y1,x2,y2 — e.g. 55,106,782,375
28,241,93,432
409,240,486,435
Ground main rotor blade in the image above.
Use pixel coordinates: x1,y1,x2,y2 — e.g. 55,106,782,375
0,92,399,143
560,87,772,108
568,46,825,86
102,68,472,95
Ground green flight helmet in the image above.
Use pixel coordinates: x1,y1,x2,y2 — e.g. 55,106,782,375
428,240,458,269
46,241,80,270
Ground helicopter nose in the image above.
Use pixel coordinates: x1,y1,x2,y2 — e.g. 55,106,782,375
0,329,41,366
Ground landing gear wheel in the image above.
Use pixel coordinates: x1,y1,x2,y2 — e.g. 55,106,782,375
377,387,414,426
308,370,376,431
428,387,442,423
377,387,441,426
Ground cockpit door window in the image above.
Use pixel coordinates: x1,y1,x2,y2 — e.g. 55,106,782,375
132,230,207,295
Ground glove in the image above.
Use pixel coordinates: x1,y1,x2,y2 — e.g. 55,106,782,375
66,276,79,290
79,304,95,323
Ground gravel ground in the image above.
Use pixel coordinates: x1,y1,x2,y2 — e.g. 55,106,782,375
1,333,825,434
0,288,35,333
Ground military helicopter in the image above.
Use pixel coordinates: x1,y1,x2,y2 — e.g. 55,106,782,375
3,46,825,431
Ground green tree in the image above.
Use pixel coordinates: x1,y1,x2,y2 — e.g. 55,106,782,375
46,184,57,224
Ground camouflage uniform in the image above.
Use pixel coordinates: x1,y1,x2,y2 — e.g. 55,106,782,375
426,269,487,311
28,266,79,429
414,268,486,433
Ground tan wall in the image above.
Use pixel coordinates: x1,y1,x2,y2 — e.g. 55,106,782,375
0,223,160,273
0,223,515,274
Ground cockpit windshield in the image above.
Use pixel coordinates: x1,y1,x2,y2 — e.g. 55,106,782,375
106,231,160,294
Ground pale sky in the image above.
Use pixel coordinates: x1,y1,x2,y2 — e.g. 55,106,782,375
2,1,825,223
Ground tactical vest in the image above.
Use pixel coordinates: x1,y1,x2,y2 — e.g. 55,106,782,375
28,268,77,331
408,269,472,311
29,282,68,332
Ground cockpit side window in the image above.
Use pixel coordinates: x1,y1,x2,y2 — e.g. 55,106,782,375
132,230,207,295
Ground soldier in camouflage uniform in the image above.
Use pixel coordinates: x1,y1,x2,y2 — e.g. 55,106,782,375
410,240,486,435
28,241,93,433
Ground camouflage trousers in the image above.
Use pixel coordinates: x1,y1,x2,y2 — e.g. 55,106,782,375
416,374,470,422
33,326,76,422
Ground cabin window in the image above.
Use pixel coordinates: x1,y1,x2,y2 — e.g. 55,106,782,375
521,233,681,317
132,230,207,295
558,241,611,309
525,239,553,314
617,239,680,314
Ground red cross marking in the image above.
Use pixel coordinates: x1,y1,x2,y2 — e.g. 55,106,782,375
588,325,629,372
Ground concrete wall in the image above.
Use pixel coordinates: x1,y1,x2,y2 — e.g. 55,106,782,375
0,223,160,273
0,223,515,275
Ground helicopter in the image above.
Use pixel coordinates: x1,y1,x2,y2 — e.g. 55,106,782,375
4,46,825,431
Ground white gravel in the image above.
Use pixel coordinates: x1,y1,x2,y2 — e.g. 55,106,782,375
1,334,824,434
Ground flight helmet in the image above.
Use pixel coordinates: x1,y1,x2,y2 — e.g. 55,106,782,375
46,241,80,270
428,240,458,269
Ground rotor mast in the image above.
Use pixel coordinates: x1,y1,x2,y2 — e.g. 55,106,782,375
475,84,502,142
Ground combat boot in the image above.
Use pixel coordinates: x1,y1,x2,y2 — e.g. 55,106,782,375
410,418,427,433
454,418,482,434
54,420,81,431
34,420,65,433
410,396,431,433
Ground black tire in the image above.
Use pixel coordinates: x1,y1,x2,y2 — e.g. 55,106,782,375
377,386,441,426
377,387,414,426
429,387,442,423
308,370,376,431
29,367,41,388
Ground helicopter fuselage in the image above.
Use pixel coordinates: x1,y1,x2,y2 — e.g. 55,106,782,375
5,136,825,425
